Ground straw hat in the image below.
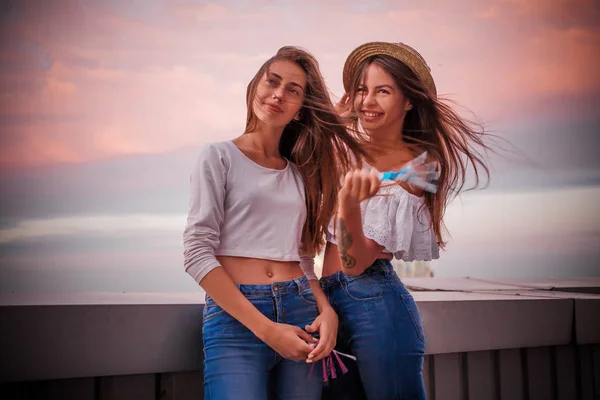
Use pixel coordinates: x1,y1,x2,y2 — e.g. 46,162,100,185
342,42,437,97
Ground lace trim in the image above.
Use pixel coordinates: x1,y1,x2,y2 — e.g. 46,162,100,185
328,183,439,262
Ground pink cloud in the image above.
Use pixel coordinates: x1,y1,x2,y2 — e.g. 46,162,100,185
502,0,599,25
0,0,598,168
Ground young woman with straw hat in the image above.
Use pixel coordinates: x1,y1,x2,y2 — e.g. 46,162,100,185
321,41,491,399
183,46,365,399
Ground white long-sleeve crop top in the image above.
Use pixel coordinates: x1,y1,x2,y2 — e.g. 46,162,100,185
183,141,317,284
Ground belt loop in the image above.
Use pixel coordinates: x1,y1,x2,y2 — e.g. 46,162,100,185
379,259,387,275
294,277,302,295
385,260,393,276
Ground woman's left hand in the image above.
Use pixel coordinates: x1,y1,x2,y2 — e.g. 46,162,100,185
338,169,381,212
334,93,355,123
304,307,339,363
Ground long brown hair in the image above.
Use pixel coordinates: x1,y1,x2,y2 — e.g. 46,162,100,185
349,54,491,249
245,46,366,255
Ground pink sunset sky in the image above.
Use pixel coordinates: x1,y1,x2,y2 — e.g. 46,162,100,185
0,0,599,292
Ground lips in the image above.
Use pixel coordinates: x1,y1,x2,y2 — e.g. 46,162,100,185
265,103,284,113
361,110,383,120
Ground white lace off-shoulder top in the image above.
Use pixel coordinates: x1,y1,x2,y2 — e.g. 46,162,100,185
326,163,440,262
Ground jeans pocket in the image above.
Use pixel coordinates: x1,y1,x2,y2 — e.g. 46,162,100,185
299,288,317,305
202,297,226,323
344,276,383,301
400,293,425,343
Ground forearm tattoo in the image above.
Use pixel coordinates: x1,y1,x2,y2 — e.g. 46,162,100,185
338,218,356,269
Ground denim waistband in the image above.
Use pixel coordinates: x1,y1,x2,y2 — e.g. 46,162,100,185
319,259,395,289
234,275,311,296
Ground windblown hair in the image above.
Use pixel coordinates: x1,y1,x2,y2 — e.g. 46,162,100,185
348,55,491,248
245,46,366,255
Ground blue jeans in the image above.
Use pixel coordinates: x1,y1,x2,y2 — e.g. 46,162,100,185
320,260,426,400
202,275,322,400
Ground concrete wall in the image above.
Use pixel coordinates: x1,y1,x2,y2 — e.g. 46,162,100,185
1,278,599,399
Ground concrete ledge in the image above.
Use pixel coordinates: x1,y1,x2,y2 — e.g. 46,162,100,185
3,288,598,382
575,299,600,344
403,277,600,294
0,302,204,382
414,291,574,354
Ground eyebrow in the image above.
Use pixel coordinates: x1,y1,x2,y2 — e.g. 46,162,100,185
269,72,305,92
358,83,394,91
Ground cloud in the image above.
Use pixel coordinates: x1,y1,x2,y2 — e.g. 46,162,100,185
168,2,267,22
443,185,600,247
1,0,598,293
2,183,599,252
0,0,598,170
0,146,201,219
1,109,599,223
2,184,599,291
0,57,249,167
500,0,600,28
0,214,186,244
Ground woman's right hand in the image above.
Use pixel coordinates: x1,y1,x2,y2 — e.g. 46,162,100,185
259,322,317,361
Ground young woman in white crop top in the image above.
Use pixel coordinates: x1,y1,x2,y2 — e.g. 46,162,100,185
183,46,364,399
320,42,492,400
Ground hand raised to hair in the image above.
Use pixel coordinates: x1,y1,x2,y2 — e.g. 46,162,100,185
334,93,355,123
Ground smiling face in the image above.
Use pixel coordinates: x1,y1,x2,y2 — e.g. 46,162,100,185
353,62,413,135
251,59,307,129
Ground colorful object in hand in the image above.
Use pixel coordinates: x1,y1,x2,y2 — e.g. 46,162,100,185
307,349,357,382
379,152,439,193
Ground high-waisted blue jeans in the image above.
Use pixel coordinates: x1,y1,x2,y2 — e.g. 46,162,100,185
202,275,322,400
321,259,427,400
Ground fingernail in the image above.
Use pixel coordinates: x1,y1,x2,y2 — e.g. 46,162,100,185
306,359,313,363
312,337,318,341
308,354,314,358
